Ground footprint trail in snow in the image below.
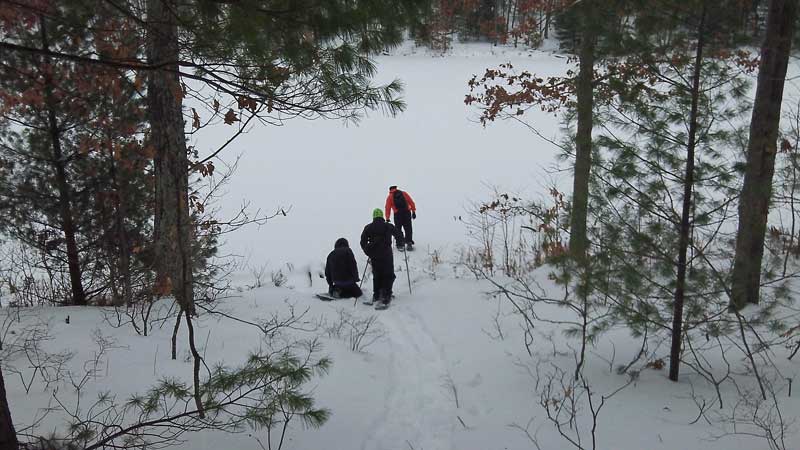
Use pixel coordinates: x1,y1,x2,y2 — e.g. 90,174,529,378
360,298,456,450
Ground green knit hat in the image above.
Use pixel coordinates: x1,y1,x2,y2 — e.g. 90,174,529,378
372,208,383,219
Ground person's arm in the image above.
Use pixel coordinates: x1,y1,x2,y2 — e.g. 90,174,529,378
404,192,416,212
385,194,393,220
348,249,359,281
324,255,332,287
360,227,369,254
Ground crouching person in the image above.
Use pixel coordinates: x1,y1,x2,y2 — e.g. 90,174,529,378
325,238,363,299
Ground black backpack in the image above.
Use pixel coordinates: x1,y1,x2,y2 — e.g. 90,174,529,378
393,189,409,212
364,222,391,256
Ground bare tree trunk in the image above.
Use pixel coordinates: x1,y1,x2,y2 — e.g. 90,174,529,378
171,308,182,360
184,312,205,417
511,0,519,47
730,0,797,310
0,369,18,450
108,152,133,306
116,189,133,307
40,16,86,306
147,0,194,315
544,0,554,39
669,5,706,383
569,0,596,260
752,0,764,37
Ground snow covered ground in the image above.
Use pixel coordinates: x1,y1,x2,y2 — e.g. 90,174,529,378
9,252,795,450
6,42,800,450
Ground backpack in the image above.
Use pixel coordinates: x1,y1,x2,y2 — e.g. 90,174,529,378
393,190,409,212
364,223,390,257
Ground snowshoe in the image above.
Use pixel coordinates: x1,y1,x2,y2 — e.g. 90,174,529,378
315,293,337,301
374,301,390,310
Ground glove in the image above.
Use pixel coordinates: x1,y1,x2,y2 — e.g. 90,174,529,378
412,211,417,219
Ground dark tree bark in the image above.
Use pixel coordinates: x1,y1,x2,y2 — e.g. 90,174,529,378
669,5,706,383
544,0,554,39
104,147,133,306
146,0,194,315
112,160,133,306
569,0,596,260
0,368,19,450
40,16,87,306
147,0,202,420
730,0,797,310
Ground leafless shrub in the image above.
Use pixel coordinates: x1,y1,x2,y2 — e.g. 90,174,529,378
325,309,385,352
482,296,506,341
424,247,443,280
536,364,634,450
198,299,321,342
441,372,460,409
271,270,288,288
0,245,72,307
1,320,73,394
247,262,269,290
102,296,176,337
0,305,25,351
16,311,329,450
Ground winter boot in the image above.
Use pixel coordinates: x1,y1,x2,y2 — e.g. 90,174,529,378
375,300,390,310
396,243,405,252
374,289,390,310
405,243,414,251
382,289,393,304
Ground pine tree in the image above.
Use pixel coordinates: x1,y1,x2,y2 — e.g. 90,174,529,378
569,0,597,260
730,0,798,310
592,0,757,381
466,0,629,260
0,5,151,306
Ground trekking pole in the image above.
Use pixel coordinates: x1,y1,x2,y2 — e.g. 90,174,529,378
403,247,412,295
359,259,370,289
356,259,370,307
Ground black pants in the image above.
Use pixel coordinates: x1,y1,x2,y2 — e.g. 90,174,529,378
371,256,396,301
394,210,413,245
332,283,363,299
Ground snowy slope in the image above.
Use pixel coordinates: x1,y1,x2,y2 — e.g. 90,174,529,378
8,249,795,449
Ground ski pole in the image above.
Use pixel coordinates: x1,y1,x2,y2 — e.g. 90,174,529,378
359,259,370,289
403,246,412,295
356,259,370,307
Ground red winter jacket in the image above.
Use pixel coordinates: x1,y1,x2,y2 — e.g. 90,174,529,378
385,189,416,220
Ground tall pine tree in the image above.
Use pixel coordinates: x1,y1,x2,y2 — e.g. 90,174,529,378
730,0,798,310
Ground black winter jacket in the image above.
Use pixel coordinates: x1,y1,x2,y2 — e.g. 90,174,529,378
325,239,359,286
360,217,403,260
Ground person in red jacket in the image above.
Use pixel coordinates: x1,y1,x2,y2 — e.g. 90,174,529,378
385,185,417,251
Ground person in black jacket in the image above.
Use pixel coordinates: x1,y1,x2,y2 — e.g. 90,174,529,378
325,238,363,299
360,208,404,307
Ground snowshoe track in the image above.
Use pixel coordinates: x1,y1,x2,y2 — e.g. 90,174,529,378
360,302,455,450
